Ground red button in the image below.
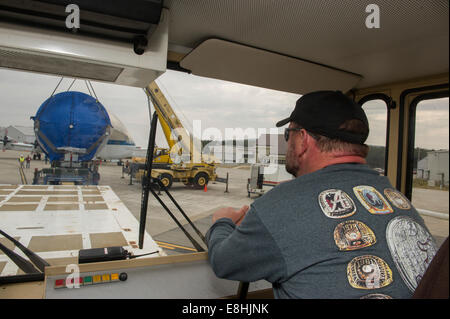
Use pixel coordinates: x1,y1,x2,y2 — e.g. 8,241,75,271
55,279,65,288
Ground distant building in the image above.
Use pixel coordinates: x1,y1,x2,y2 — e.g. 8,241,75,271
1,125,35,144
215,142,256,164
199,134,287,164
417,150,449,186
257,134,287,158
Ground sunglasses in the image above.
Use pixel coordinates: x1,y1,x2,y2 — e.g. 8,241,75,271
284,127,319,142
284,128,302,142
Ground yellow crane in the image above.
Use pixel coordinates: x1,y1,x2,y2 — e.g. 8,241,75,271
138,81,217,189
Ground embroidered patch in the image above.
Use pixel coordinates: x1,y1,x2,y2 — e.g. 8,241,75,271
386,216,437,292
384,188,411,210
360,293,392,299
353,186,393,215
318,189,356,218
347,255,393,289
334,220,376,251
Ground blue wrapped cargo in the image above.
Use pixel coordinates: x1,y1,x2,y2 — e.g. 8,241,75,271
32,91,111,162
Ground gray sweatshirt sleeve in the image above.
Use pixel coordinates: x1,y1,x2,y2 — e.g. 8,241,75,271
206,206,287,283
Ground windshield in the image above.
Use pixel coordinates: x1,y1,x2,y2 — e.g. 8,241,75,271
2,68,448,277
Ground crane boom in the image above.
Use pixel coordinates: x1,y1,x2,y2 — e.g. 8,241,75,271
144,81,201,163
139,81,217,189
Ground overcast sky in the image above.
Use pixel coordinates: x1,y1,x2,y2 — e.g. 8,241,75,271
0,68,448,151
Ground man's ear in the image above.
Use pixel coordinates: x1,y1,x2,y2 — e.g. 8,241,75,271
295,129,308,159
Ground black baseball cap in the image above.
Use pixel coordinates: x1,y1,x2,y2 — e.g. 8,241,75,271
276,90,369,144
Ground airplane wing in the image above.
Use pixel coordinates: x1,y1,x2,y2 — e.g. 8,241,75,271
1,141,34,152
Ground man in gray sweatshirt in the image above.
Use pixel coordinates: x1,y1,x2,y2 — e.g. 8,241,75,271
206,91,437,299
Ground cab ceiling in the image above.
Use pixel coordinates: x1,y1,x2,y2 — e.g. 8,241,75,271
164,0,449,93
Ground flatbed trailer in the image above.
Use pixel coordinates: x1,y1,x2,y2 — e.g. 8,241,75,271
0,184,162,278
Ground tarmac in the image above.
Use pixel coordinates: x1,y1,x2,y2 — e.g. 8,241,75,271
1,149,448,255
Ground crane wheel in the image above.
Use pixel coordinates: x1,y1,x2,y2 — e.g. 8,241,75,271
193,172,209,189
159,173,173,189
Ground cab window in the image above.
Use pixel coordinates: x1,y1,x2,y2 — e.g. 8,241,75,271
410,97,449,212
361,99,388,175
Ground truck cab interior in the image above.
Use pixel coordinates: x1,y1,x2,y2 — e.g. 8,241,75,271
0,0,448,299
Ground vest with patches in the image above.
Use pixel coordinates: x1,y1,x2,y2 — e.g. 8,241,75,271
206,163,437,299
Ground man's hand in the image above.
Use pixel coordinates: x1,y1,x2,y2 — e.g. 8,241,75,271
212,205,250,225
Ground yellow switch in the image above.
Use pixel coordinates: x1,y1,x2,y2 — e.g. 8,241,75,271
102,274,110,282
93,275,102,284
111,273,119,282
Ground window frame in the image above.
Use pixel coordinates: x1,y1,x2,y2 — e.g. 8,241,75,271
405,91,449,200
357,93,394,176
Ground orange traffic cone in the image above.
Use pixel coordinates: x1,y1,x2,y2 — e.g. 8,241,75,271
204,184,207,192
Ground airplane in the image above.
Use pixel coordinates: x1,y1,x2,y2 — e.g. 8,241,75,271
95,111,140,161
0,138,35,152
0,128,35,152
